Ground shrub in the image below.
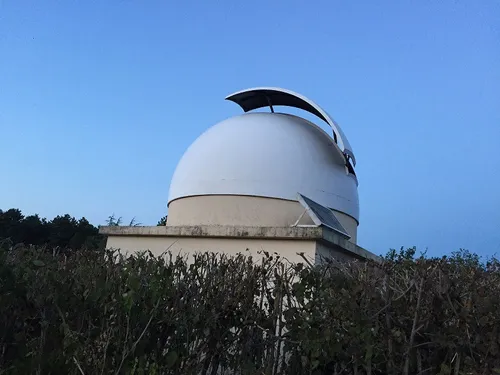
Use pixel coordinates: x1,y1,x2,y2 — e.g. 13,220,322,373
0,244,499,374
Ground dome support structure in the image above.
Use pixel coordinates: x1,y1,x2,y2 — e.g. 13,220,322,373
265,95,275,113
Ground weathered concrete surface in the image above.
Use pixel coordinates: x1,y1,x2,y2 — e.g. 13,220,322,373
99,225,380,262
320,228,381,262
99,225,323,239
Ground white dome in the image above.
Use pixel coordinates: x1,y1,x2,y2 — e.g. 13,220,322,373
168,111,359,222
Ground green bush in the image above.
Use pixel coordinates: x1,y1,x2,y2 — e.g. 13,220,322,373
1,243,499,374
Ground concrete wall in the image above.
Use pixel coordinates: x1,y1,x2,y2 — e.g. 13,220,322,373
105,235,317,265
168,195,358,243
315,242,358,264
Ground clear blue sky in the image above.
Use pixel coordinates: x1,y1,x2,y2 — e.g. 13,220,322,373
1,1,499,257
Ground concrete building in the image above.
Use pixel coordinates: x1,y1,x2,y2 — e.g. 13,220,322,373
100,87,378,264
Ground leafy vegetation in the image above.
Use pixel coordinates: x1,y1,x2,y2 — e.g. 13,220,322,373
157,215,167,226
0,208,105,251
1,241,499,374
0,209,162,253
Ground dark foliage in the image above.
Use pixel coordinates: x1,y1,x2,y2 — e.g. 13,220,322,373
0,208,105,251
0,244,499,374
157,215,167,226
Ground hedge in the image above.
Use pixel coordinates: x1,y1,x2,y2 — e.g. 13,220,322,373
1,243,499,374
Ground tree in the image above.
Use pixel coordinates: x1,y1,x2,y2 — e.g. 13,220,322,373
0,209,24,243
157,215,167,226
128,217,142,226
21,214,49,246
0,208,105,251
105,214,122,226
105,214,141,227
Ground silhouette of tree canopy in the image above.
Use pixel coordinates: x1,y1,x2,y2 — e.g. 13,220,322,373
157,215,167,226
1,209,167,251
0,208,105,251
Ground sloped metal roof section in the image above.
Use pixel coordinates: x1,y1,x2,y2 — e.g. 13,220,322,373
225,87,356,166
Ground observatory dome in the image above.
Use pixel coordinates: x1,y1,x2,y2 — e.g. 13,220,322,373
167,88,359,239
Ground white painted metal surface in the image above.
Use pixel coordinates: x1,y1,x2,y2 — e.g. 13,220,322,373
168,112,359,222
225,87,356,166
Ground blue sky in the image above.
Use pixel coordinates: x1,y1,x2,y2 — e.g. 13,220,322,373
1,0,499,257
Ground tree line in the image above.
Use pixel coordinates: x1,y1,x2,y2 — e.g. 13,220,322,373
0,208,105,251
0,208,169,251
